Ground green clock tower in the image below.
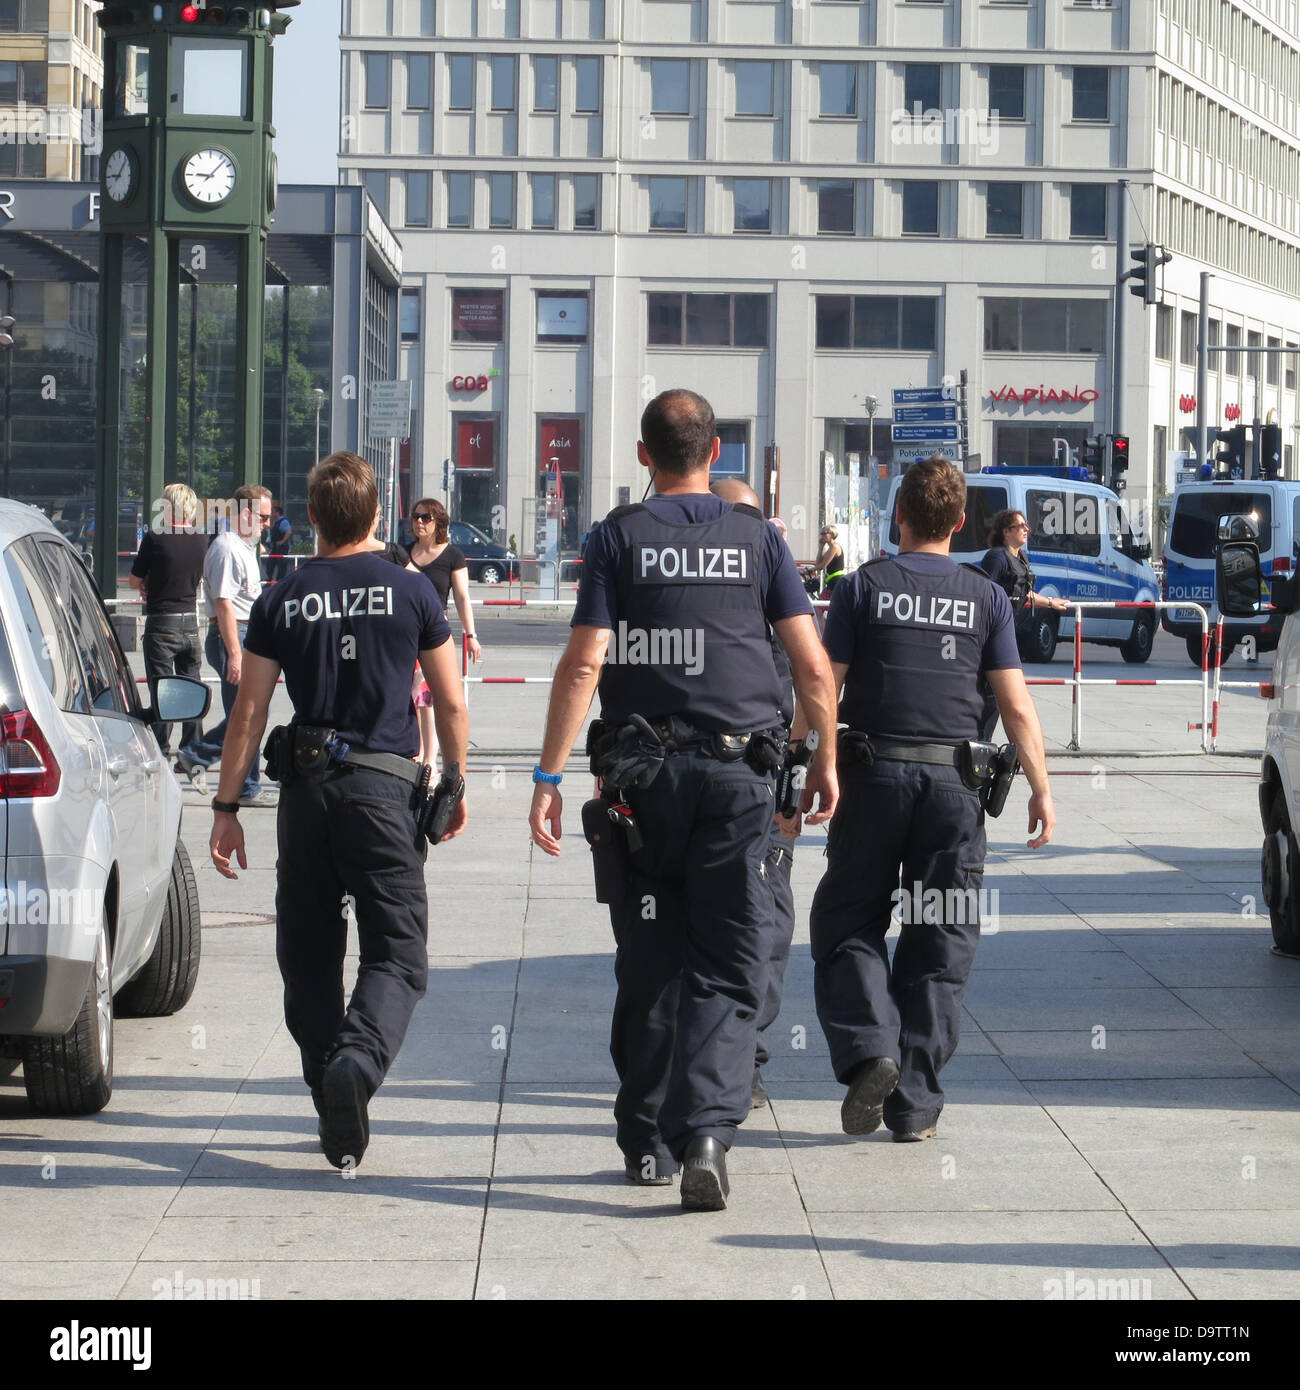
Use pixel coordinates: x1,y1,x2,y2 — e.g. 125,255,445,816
93,0,299,594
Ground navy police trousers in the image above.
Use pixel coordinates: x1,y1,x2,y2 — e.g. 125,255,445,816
810,757,986,1134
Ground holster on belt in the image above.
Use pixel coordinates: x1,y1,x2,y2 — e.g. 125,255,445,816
589,714,666,790
837,729,874,767
981,743,1020,817
581,796,642,904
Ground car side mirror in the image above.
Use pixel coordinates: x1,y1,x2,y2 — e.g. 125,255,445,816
1219,512,1260,542
148,675,211,726
1215,542,1264,617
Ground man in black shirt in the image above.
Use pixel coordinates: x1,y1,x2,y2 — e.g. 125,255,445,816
529,390,839,1211
129,482,209,757
208,452,469,1171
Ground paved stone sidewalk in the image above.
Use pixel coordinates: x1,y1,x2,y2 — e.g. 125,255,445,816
1,630,1298,1300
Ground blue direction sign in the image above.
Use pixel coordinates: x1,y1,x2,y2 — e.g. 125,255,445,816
892,387,951,405
891,423,960,443
893,404,957,424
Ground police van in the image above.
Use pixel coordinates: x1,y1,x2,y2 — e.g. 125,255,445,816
1163,477,1300,664
881,467,1159,662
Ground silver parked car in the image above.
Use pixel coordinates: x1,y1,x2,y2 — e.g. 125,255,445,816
0,503,209,1114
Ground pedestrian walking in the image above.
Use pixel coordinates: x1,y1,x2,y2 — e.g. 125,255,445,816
208,451,469,1170
176,484,274,807
129,481,208,757
528,389,839,1211
802,457,1055,1144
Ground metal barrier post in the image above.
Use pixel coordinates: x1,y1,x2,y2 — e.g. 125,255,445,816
1071,608,1084,749
1211,616,1225,751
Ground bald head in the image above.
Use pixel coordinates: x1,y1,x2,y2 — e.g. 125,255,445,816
640,389,717,476
710,478,761,509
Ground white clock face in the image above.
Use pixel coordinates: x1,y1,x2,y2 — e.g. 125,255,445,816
183,148,237,205
105,147,133,203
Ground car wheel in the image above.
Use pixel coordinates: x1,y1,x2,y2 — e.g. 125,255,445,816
1120,614,1155,664
1185,634,1207,667
22,911,114,1115
1263,790,1300,955
116,841,201,1018
479,563,504,586
1017,612,1058,664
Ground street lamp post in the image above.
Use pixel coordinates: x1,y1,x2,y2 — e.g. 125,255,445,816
864,393,879,466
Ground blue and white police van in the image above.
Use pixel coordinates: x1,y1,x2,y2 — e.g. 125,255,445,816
882,465,1159,663
1163,476,1300,664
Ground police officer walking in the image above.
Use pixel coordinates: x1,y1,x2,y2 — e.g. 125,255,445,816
528,389,839,1211
208,452,469,1170
802,457,1055,1143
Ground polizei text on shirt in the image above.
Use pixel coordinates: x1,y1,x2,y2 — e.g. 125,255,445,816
876,591,978,629
281,586,394,628
606,621,705,676
635,544,751,584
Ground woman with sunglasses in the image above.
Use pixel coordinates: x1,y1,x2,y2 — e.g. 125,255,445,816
407,499,481,762
812,525,846,594
980,509,1069,629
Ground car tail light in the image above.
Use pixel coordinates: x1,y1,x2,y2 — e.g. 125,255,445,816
1275,557,1291,574
0,710,61,797
1261,684,1276,699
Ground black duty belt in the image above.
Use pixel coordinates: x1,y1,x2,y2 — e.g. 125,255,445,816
335,747,423,785
266,723,423,786
867,739,961,768
144,613,199,628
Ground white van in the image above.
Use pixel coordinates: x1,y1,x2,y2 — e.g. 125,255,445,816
1163,477,1300,664
882,468,1159,662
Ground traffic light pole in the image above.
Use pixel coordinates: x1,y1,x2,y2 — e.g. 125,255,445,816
1196,272,1210,470
1111,178,1127,441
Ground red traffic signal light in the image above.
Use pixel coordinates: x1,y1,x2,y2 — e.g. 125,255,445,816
181,3,200,18
1111,435,1129,465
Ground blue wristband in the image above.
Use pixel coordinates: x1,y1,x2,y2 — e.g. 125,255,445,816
533,765,563,785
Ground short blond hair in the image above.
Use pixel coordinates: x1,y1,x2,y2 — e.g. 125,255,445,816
162,482,198,529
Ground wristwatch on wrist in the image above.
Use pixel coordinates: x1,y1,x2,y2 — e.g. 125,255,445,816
533,766,562,785
211,798,240,814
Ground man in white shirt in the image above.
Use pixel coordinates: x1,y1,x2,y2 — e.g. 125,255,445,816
177,484,274,807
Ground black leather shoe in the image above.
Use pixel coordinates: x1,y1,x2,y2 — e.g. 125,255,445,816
319,1053,370,1170
892,1124,938,1143
624,1154,676,1185
841,1057,901,1136
680,1137,729,1211
751,1074,769,1109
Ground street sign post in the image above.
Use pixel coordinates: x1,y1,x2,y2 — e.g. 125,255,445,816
893,405,958,424
367,379,413,439
893,442,959,463
891,423,961,443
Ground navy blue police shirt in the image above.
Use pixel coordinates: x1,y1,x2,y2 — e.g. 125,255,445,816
574,494,811,630
244,552,450,756
823,551,1020,744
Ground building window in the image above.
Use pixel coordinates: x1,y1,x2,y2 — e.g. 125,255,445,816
537,291,589,343
363,170,389,219
576,56,601,113
986,183,1023,237
818,62,857,118
652,59,689,115
452,289,505,344
531,173,556,229
1153,423,1167,474
1155,304,1173,360
0,1,50,31
904,63,941,114
818,180,855,234
715,422,750,478
488,172,515,228
1268,336,1281,386
1226,323,1241,376
533,55,557,112
448,54,473,110
647,293,770,348
1287,343,1297,392
407,53,431,110
405,170,431,227
1072,67,1109,122
490,55,516,111
815,296,938,352
1179,310,1197,367
649,177,687,231
983,298,1106,353
734,178,771,233
734,61,773,116
400,287,421,342
0,58,44,103
446,171,471,227
573,174,600,230
0,140,44,176
988,65,1025,120
363,53,389,110
902,181,939,235
1069,184,1107,238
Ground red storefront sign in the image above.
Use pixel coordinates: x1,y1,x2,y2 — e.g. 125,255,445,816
987,385,1100,404
456,419,494,469
1225,403,1242,421
1179,394,1197,414
539,417,582,472
451,375,490,392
